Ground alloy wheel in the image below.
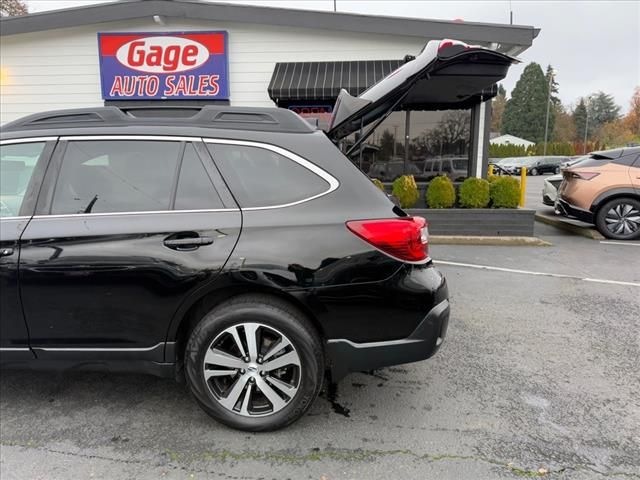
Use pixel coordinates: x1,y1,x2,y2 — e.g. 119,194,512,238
604,203,640,236
203,322,301,417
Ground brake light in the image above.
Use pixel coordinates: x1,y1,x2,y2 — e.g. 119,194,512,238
568,171,600,180
438,39,471,51
346,217,429,263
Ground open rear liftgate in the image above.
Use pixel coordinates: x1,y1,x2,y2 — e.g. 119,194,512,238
324,39,518,157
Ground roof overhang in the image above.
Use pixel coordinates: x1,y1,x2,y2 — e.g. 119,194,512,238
0,0,539,55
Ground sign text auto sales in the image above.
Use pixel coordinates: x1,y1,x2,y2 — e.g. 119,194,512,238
98,31,229,100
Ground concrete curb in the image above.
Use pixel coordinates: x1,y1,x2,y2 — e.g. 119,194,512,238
430,236,552,246
534,213,605,240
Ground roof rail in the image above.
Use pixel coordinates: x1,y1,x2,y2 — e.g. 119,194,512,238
2,105,315,134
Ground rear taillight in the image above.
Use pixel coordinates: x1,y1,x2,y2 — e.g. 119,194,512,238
346,217,429,263
567,171,600,180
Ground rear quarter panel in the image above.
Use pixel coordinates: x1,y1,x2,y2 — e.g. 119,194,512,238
561,164,632,210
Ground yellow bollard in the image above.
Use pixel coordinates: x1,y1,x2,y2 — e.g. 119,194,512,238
519,166,527,208
488,164,494,177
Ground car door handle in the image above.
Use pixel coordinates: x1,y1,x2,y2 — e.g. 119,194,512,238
163,236,214,250
0,248,14,257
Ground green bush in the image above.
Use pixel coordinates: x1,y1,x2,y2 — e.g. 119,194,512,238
371,178,386,192
392,175,419,208
458,177,490,208
426,175,456,208
490,176,520,208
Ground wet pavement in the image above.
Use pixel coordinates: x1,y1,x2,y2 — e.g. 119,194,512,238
1,224,639,479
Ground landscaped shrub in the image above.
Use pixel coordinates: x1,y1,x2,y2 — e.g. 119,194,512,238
426,175,456,208
490,176,520,208
458,177,490,208
371,178,386,192
392,175,419,208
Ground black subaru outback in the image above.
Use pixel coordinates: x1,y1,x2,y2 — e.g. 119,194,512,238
0,40,515,430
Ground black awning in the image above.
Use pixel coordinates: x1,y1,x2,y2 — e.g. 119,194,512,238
268,60,403,104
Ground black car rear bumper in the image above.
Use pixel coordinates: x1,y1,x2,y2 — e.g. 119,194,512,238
326,298,450,381
556,198,593,223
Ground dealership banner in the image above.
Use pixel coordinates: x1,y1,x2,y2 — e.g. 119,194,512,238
98,31,229,100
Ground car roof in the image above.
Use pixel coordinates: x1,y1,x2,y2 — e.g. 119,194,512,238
590,146,640,159
0,106,316,140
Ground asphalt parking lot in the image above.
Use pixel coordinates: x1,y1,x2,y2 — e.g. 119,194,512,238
1,223,639,480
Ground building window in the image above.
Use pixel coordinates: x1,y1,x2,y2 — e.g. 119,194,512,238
345,109,471,182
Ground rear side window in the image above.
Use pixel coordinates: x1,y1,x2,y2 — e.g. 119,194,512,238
612,153,639,166
207,143,330,208
51,140,181,214
0,142,46,217
175,144,224,210
578,152,639,168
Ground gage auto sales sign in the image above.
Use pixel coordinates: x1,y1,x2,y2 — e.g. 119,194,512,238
98,31,229,100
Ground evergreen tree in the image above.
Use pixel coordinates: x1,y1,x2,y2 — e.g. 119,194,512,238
588,91,621,132
502,63,550,143
379,130,396,159
545,65,561,107
573,98,589,141
490,84,507,133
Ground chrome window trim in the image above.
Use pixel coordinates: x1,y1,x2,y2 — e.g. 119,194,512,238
0,137,58,145
60,135,197,142
203,138,340,210
32,208,239,220
0,347,30,351
0,216,31,221
5,135,340,215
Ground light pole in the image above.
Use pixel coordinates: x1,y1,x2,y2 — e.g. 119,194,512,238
543,68,554,156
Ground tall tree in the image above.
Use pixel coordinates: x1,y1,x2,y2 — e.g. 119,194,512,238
379,129,396,159
502,62,550,143
573,98,590,141
588,91,621,132
553,108,577,143
623,86,640,135
545,65,561,107
0,0,28,16
490,84,507,133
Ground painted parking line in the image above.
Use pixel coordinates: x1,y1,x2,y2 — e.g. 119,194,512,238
435,260,640,288
599,241,640,247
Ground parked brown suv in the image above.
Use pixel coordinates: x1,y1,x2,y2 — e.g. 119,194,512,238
556,147,640,240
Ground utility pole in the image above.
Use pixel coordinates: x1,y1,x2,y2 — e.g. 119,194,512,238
543,69,553,156
333,0,337,12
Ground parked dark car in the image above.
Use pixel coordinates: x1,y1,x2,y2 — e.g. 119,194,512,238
0,107,447,431
0,39,516,431
515,156,569,175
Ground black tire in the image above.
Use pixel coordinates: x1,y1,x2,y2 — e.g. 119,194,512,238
595,197,640,240
184,294,323,431
530,168,539,176
554,167,561,174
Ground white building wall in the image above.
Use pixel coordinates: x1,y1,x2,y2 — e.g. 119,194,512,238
0,18,429,124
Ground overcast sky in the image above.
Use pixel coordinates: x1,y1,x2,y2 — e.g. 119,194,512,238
25,0,640,113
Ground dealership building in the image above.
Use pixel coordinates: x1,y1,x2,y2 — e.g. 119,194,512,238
0,0,538,178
